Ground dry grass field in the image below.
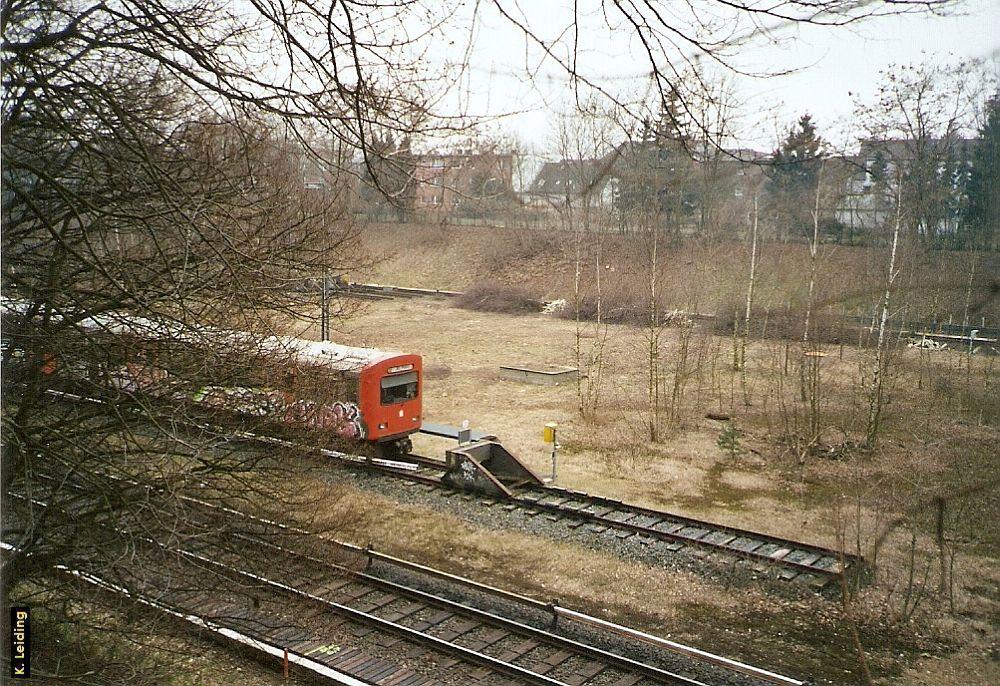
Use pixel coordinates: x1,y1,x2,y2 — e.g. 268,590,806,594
281,296,999,686
277,222,1000,685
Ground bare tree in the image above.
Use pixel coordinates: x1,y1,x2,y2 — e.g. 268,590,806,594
797,159,828,450
685,73,752,241
854,61,985,247
865,173,904,450
549,105,616,418
1,0,451,678
490,1,957,155
739,195,760,399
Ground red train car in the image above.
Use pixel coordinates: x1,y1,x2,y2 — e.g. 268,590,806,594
2,298,423,458
146,334,424,457
272,337,423,456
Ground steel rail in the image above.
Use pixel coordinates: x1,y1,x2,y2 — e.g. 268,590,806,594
224,532,709,686
162,544,575,686
357,547,809,686
346,283,463,299
6,494,565,686
148,409,848,584
120,496,711,685
152,489,814,686
0,540,378,686
339,458,852,583
221,508,810,686
554,608,804,686
514,486,853,580
528,484,849,562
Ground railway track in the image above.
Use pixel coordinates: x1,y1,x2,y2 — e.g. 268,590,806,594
11,477,805,686
511,484,846,587
341,282,463,301
38,391,861,589
346,454,857,590
193,543,705,685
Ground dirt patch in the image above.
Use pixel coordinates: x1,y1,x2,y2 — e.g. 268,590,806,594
718,469,771,491
422,364,453,380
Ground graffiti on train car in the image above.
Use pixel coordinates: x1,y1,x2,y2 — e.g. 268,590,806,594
192,385,366,439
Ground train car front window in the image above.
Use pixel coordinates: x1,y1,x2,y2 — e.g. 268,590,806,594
380,371,418,404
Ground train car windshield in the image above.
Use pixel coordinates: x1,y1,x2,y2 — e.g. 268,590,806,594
380,371,418,404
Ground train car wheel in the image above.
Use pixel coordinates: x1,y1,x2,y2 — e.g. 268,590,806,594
374,438,412,460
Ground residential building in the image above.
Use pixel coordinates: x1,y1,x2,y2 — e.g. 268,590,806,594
524,158,616,209
411,150,515,217
835,137,978,242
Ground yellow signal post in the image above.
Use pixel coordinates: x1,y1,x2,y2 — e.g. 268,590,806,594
543,422,557,444
543,422,558,483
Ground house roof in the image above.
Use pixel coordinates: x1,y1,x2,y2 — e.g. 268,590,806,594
527,158,610,196
858,136,979,162
526,141,772,201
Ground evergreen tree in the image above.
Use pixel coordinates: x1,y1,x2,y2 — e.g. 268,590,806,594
359,134,416,221
766,114,825,240
868,149,889,187
655,90,690,144
717,422,743,458
943,141,973,243
962,93,1000,250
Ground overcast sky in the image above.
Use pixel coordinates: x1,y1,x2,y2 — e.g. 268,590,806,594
433,0,999,156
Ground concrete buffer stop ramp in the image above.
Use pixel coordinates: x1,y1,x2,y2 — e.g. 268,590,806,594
442,440,544,497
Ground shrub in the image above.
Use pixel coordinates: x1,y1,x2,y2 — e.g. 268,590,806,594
561,289,646,326
454,282,542,314
713,301,845,345
558,283,697,328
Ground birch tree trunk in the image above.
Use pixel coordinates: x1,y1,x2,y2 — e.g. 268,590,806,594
866,177,903,450
586,201,608,417
648,221,660,442
801,161,824,402
570,191,585,415
804,162,827,445
740,195,759,402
